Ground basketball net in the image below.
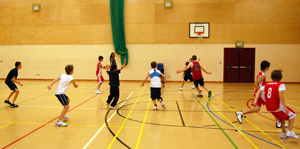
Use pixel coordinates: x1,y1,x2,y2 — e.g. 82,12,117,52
196,32,204,40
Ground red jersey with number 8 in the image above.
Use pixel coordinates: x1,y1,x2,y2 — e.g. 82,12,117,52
191,61,203,80
264,81,283,112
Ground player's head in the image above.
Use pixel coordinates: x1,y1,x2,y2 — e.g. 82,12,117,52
192,55,197,61
98,56,103,61
111,64,117,70
65,65,74,75
261,60,270,71
110,52,115,59
15,61,21,69
151,61,157,68
185,62,189,66
271,70,282,81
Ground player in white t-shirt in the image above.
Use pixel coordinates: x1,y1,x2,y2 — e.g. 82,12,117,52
47,65,78,127
141,61,166,111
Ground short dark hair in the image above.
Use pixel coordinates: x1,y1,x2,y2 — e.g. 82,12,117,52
192,55,197,60
15,61,21,68
111,64,117,70
98,56,103,61
261,60,270,70
185,62,189,66
65,65,73,75
151,61,157,68
271,70,283,81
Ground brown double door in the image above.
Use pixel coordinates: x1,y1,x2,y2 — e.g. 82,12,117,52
224,48,255,83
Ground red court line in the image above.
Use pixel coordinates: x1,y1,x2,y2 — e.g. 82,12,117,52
2,87,110,149
246,99,300,130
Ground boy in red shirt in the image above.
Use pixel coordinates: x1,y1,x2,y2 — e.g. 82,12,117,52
254,70,298,139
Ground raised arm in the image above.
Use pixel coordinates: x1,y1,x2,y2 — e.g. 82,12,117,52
141,73,150,87
120,59,127,71
176,63,192,73
47,76,60,90
200,64,212,75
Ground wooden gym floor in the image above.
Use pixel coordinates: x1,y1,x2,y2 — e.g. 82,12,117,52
0,80,299,149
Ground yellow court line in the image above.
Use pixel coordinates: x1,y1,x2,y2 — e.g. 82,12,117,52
201,96,259,149
212,93,286,149
108,86,146,149
135,98,152,149
0,122,13,129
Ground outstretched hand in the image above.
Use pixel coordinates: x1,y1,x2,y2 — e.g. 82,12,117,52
176,70,181,74
207,72,212,75
47,86,52,91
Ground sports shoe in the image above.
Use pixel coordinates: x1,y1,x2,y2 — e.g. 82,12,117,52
236,112,243,124
62,115,69,121
208,90,212,98
95,89,102,94
55,121,67,127
276,122,289,128
192,86,195,89
161,102,166,110
196,94,203,97
4,100,11,105
10,104,19,108
153,106,158,111
106,103,109,106
180,87,183,91
110,106,116,110
287,130,299,139
281,132,288,139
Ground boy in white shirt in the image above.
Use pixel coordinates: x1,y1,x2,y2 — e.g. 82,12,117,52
141,61,166,110
47,65,78,127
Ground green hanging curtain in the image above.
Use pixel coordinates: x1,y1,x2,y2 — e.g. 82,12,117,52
110,0,128,65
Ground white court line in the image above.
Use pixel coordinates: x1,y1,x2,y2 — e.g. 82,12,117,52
286,103,300,110
82,92,133,149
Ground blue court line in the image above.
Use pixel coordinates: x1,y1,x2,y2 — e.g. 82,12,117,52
207,90,282,148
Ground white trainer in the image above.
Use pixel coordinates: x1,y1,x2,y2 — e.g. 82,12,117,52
153,106,158,111
161,102,166,110
62,115,69,121
180,87,183,91
109,106,116,110
236,112,243,124
95,90,102,94
192,86,195,89
55,121,67,127
276,122,289,128
287,130,299,139
281,132,288,139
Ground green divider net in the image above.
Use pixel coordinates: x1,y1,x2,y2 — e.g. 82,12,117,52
110,0,128,65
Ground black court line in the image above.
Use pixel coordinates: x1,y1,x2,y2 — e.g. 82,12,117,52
176,101,185,126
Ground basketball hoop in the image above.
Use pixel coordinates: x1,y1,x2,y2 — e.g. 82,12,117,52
196,31,204,40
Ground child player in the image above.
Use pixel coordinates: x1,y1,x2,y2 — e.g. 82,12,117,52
141,61,166,111
96,56,107,94
177,55,212,98
253,70,298,139
4,61,23,108
180,58,202,91
106,59,126,109
47,65,78,127
236,60,287,128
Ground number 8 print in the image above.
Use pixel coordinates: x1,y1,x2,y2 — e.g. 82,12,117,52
267,88,272,98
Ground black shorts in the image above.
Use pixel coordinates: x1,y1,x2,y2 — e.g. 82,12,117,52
184,75,193,82
150,88,163,101
5,81,18,91
194,78,204,87
55,94,69,106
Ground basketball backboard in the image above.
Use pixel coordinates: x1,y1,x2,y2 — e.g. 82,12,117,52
189,22,210,38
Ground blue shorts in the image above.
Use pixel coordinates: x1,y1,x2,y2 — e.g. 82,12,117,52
5,81,18,91
55,94,69,106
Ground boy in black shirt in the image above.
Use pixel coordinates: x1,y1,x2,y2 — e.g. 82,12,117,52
106,59,126,109
4,61,23,108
